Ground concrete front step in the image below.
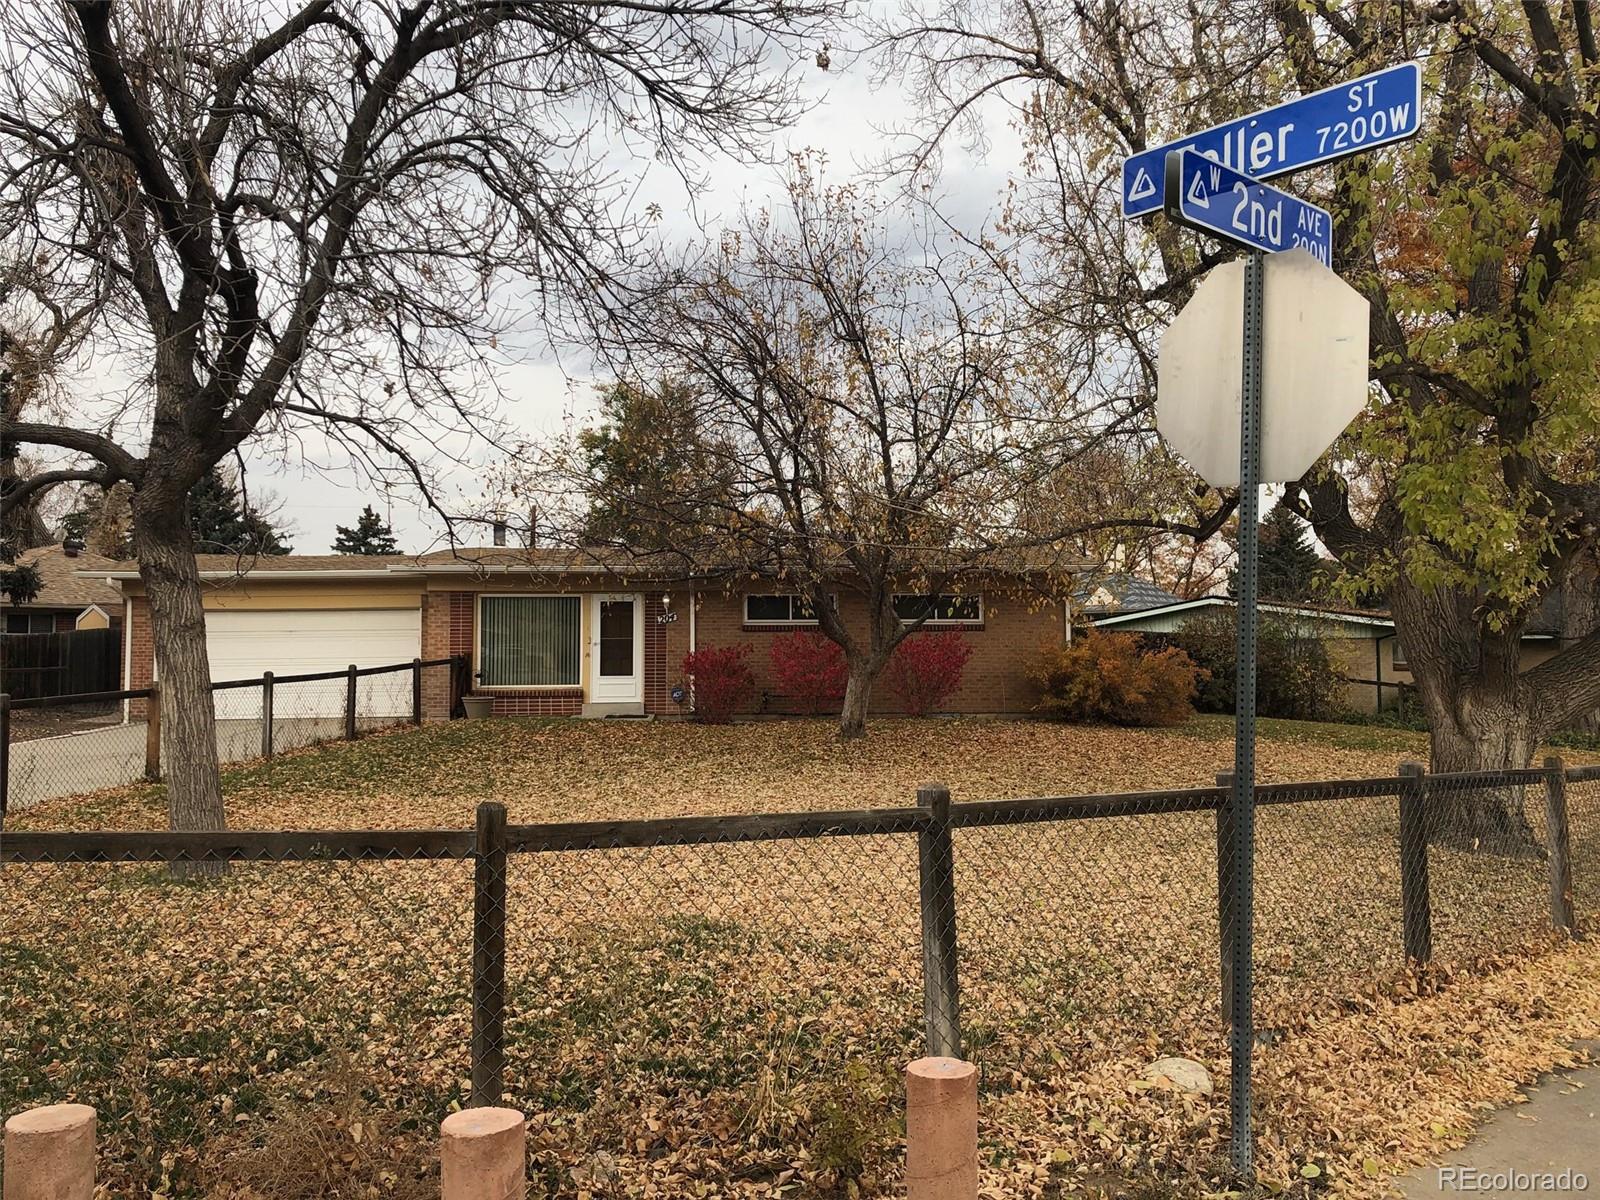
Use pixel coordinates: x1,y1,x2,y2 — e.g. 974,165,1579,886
579,701,648,719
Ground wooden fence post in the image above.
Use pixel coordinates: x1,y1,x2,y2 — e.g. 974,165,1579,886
471,801,508,1108
345,664,358,741
1544,756,1577,935
1397,762,1433,964
917,783,962,1059
1215,771,1236,1028
905,1057,978,1200
412,658,424,726
451,654,471,719
3,1103,96,1200
441,1108,525,1200
1,693,10,822
144,683,161,782
260,671,274,760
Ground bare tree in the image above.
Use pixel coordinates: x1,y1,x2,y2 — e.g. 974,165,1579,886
534,166,1107,737
0,0,836,838
879,1,1600,844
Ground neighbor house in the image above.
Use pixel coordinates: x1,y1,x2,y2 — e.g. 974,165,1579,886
5,543,122,633
87,547,1082,720
1086,594,1573,713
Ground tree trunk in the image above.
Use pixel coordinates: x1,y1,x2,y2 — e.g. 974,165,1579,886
838,665,873,741
1391,581,1539,853
132,491,227,872
1559,548,1600,736
1424,693,1540,853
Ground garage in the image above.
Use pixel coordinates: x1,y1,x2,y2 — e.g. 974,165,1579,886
205,608,422,719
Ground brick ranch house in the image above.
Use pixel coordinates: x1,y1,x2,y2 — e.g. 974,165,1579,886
90,548,1085,720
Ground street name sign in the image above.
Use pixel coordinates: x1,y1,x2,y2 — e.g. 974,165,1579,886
1164,149,1333,264
1122,61,1421,218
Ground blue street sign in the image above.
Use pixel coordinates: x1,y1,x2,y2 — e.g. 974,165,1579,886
1164,149,1332,264
1122,61,1421,218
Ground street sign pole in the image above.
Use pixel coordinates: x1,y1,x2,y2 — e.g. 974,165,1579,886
1228,249,1264,1175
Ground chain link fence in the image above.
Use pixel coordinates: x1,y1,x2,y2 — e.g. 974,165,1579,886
1,759,1593,1193
0,657,465,816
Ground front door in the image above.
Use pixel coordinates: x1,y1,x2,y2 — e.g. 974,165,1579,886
590,594,643,703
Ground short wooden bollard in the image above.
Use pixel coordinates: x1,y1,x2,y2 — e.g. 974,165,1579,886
441,1107,525,1200
3,1103,96,1200
906,1057,978,1200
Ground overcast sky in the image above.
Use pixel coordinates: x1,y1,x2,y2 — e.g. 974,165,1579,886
241,35,1025,555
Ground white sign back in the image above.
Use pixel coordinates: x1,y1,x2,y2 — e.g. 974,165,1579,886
1156,249,1370,487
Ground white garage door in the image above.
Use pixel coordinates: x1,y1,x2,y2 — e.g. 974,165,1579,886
205,609,422,719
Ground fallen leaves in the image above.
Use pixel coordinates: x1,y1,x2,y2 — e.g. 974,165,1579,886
2,716,1596,1199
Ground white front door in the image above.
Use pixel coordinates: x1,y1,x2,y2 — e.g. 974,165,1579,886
589,594,643,703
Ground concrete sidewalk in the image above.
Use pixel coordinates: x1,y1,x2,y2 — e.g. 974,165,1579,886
1399,1045,1598,1199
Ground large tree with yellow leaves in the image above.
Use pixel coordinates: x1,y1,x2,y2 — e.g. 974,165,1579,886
882,1,1600,843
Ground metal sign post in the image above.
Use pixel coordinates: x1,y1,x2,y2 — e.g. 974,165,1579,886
1138,61,1413,1180
1228,250,1265,1173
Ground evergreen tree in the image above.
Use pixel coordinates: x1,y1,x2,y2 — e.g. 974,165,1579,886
332,505,400,555
189,469,292,555
578,379,733,552
1228,504,1324,603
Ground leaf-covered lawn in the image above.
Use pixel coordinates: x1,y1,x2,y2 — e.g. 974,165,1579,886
4,716,1597,1199
9,714,1459,834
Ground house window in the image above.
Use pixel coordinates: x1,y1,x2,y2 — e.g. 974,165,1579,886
4,612,55,634
893,593,983,624
1390,637,1408,670
478,596,581,687
744,594,822,625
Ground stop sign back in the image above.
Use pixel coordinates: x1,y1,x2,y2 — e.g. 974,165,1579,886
1156,248,1370,488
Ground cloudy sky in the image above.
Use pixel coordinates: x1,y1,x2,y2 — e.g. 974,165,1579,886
242,32,1025,555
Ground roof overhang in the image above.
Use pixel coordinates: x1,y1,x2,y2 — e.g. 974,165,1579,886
81,567,427,582
1089,596,1398,630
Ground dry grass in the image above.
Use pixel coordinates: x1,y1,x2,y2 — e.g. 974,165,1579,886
3,716,1597,1199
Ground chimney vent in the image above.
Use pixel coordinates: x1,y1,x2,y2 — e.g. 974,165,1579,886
63,538,84,558
492,520,507,547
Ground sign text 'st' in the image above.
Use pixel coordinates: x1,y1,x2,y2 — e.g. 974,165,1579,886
1123,61,1420,218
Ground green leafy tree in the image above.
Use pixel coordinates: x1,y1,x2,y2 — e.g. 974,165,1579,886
885,2,1600,843
332,505,400,555
189,470,291,557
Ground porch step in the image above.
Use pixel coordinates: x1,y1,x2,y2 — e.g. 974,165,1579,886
580,701,647,719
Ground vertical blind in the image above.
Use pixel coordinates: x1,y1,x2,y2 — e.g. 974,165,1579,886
479,596,581,686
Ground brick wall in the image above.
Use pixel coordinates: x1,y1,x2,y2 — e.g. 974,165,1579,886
691,587,1066,715
127,596,153,719
419,591,457,720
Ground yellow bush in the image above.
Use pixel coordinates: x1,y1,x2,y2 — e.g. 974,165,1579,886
1032,630,1206,727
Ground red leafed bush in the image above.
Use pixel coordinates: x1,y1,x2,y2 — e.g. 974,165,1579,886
682,643,755,724
885,631,972,717
769,631,849,715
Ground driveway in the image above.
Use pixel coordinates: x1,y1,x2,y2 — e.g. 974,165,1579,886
5,717,368,812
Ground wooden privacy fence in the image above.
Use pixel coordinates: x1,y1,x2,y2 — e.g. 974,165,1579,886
0,628,119,700
2,759,1586,1109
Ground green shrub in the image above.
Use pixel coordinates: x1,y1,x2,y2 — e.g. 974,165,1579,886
1166,609,1348,721
1032,630,1205,727
808,1062,897,1187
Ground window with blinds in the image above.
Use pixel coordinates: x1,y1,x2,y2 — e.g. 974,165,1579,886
478,596,581,686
